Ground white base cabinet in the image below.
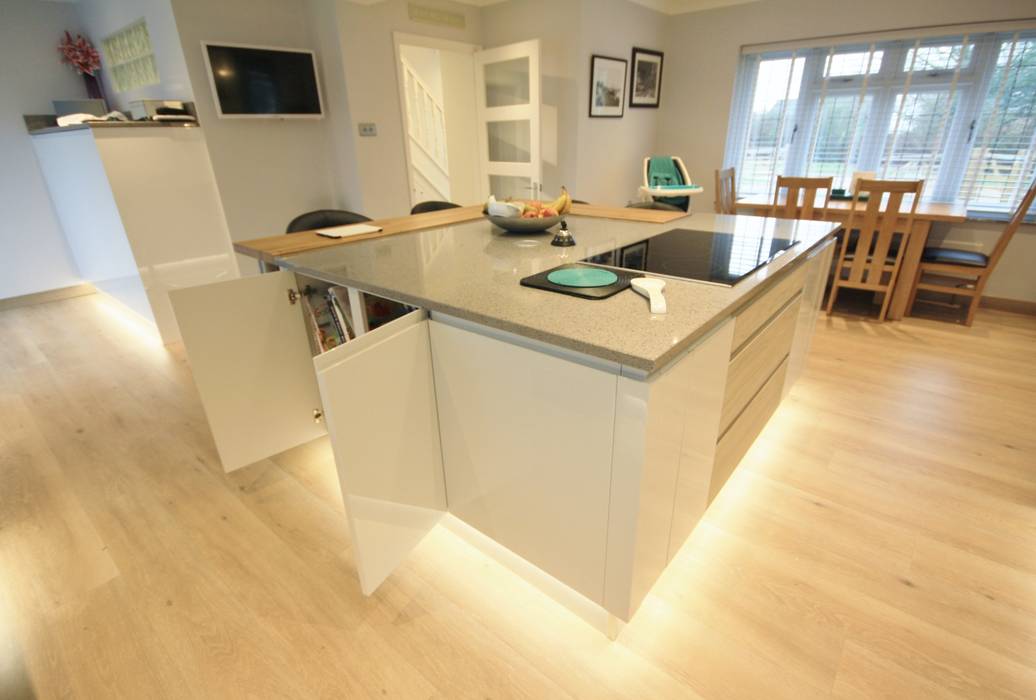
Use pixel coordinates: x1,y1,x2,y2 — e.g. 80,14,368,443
172,245,829,628
430,318,619,604
172,274,448,598
606,320,733,619
32,127,238,343
787,238,836,390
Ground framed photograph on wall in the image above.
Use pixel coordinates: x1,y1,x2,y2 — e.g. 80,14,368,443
589,55,627,118
630,47,664,108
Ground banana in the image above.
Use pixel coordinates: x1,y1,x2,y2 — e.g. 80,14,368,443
512,187,572,217
544,186,572,215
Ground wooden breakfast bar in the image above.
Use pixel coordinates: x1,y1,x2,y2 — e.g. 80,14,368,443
234,202,691,265
735,194,968,320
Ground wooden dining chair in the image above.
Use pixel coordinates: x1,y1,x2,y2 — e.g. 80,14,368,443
769,176,833,220
907,178,1036,326
826,179,924,321
714,167,737,214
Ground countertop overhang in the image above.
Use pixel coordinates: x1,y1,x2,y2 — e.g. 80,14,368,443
28,121,199,136
273,212,839,376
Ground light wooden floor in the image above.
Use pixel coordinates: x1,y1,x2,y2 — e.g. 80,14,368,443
1,293,1034,699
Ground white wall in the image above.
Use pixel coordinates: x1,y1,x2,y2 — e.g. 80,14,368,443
308,0,365,213
574,0,665,205
335,0,484,218
76,0,194,112
440,49,481,205
0,0,85,299
170,0,340,260
654,0,1036,301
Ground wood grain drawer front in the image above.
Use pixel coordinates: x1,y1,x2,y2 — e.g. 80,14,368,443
709,357,789,503
731,264,807,354
720,295,801,433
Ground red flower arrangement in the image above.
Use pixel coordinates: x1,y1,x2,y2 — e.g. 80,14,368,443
58,31,101,76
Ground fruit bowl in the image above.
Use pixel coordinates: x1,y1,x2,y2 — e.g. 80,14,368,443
486,214,562,234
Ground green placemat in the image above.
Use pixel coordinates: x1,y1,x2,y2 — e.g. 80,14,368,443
546,267,619,288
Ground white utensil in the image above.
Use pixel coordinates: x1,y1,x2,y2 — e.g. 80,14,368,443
631,277,667,314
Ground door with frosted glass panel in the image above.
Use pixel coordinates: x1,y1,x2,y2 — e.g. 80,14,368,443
475,40,541,201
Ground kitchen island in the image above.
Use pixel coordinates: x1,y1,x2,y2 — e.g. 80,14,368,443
170,207,838,634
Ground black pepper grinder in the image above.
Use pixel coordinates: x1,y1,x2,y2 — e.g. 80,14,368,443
551,219,575,247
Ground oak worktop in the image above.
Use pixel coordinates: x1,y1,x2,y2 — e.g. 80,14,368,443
267,210,838,375
233,203,690,262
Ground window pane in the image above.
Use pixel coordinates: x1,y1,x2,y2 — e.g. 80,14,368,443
807,94,873,188
738,56,804,195
960,38,1036,211
825,50,883,77
487,120,531,163
905,43,972,72
881,90,959,183
489,175,532,199
484,57,530,107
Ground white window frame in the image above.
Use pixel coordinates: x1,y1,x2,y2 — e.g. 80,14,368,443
724,27,1036,216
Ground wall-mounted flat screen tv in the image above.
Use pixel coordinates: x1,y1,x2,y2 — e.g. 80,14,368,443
202,42,323,118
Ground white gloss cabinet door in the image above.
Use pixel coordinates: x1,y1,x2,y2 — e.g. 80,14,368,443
314,311,446,596
430,319,617,604
786,238,835,391
605,320,733,621
171,271,327,472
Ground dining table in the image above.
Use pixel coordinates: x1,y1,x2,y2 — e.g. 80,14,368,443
735,193,968,320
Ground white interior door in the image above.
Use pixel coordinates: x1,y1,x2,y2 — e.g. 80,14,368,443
313,309,446,595
475,40,541,201
171,271,327,472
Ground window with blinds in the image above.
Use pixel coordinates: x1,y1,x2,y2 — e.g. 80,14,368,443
723,28,1036,217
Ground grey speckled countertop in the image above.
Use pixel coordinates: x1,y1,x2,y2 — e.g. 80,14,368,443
278,213,839,376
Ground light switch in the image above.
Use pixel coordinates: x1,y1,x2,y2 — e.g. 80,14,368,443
358,122,377,137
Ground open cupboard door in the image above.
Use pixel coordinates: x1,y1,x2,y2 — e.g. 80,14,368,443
314,309,446,595
171,271,327,472
475,39,541,201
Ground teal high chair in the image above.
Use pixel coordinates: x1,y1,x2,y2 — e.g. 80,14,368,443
642,156,694,211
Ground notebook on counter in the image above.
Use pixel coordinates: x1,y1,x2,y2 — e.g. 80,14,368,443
315,223,383,239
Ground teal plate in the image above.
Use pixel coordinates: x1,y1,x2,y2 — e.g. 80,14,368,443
546,267,619,288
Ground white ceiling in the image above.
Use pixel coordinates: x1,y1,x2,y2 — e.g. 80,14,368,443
625,0,763,13
45,0,762,13
350,0,763,14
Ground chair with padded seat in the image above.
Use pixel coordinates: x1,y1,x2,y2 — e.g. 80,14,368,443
286,209,371,234
826,178,924,321
907,178,1036,326
410,200,461,215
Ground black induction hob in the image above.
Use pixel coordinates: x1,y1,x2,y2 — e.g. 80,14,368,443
581,227,800,286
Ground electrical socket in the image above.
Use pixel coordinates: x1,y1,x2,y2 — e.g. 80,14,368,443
358,122,377,137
